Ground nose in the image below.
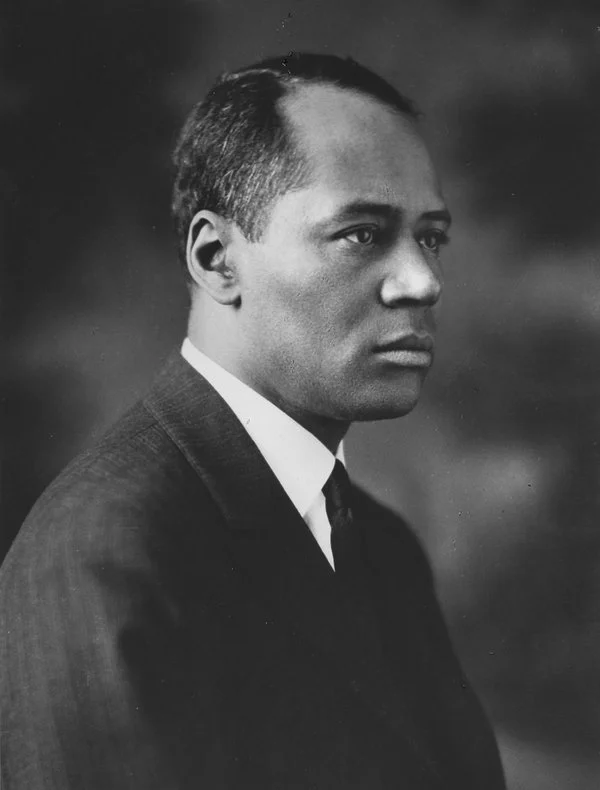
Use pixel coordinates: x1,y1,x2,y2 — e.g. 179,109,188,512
379,240,442,308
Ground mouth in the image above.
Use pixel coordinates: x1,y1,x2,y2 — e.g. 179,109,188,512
373,334,434,367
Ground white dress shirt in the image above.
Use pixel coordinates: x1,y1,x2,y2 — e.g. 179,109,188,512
181,338,343,569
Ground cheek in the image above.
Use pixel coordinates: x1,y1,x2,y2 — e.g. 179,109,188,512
244,265,325,330
241,248,376,363
279,289,361,355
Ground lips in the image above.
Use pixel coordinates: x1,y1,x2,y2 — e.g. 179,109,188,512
375,334,434,353
374,334,434,367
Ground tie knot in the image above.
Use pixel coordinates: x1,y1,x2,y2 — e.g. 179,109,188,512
323,460,363,581
323,460,353,521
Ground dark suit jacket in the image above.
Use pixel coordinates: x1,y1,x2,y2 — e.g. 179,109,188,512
1,353,505,789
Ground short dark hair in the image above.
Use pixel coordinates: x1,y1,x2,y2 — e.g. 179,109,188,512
171,52,418,268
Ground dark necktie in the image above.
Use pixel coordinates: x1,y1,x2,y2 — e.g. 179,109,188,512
324,463,443,779
323,460,383,658
323,460,363,583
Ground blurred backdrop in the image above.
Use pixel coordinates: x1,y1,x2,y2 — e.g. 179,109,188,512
2,1,600,787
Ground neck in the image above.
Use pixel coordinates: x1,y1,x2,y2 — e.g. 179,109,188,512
187,320,349,456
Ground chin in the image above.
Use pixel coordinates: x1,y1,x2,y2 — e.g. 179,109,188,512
350,399,420,423
337,381,424,423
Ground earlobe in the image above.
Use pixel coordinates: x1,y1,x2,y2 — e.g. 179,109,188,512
186,211,241,305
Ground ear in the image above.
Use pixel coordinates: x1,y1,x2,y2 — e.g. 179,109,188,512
186,210,241,305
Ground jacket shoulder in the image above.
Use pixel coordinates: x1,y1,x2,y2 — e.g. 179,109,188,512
0,398,226,790
353,485,435,586
0,400,217,588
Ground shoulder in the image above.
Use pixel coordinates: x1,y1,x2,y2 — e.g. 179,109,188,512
352,484,429,555
352,484,435,587
0,399,219,598
0,398,226,790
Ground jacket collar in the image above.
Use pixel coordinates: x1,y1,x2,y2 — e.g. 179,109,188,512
180,338,340,521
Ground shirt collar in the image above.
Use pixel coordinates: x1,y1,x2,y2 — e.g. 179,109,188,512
181,339,343,518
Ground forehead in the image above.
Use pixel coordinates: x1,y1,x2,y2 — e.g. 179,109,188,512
281,83,443,213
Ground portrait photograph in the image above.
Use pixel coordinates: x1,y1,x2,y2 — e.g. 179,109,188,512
2,1,599,788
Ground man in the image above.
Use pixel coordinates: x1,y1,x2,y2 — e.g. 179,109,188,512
1,54,505,789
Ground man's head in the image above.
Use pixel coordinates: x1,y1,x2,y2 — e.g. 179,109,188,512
172,53,419,259
172,53,450,439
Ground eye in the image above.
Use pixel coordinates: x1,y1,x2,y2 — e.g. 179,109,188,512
343,226,377,246
418,229,449,255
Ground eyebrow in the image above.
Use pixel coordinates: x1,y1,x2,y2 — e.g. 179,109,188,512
421,209,452,226
315,201,452,229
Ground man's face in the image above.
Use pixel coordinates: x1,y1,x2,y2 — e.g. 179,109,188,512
231,84,449,424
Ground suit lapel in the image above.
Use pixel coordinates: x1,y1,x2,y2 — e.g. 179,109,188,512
145,353,443,785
